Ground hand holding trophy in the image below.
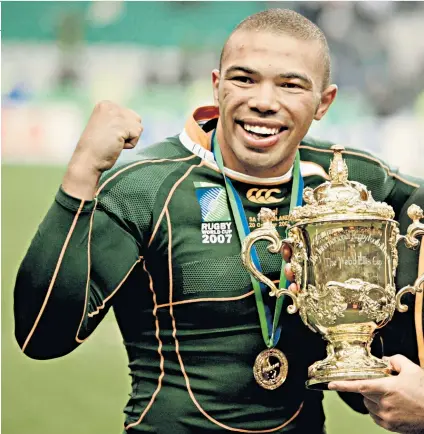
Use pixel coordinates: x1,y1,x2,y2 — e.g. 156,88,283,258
242,145,424,390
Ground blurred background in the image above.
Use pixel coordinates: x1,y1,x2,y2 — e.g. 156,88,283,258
2,2,424,434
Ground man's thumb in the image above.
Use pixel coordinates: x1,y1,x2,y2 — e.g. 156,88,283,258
385,354,413,373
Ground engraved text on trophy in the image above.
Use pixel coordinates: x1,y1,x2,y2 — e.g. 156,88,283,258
299,222,396,332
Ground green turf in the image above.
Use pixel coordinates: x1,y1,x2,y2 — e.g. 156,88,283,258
1,165,385,434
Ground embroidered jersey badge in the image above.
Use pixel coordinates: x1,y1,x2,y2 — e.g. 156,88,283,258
194,182,233,244
246,188,285,204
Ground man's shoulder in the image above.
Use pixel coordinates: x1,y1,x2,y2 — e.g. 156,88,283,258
97,135,197,193
300,136,422,200
137,135,193,161
300,136,423,212
300,136,389,170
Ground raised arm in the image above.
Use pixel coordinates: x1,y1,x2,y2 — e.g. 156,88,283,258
14,101,144,359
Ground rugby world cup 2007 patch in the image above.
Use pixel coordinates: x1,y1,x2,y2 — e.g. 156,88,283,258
194,182,233,244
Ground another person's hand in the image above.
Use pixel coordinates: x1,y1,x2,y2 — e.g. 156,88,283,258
328,355,424,433
281,243,300,294
63,101,143,199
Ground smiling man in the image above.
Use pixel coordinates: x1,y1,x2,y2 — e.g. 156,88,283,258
13,8,424,434
213,16,336,179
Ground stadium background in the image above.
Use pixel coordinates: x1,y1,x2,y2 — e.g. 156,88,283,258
2,2,424,433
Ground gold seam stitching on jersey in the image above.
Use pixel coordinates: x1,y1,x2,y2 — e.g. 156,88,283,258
156,290,255,309
299,145,420,189
125,259,166,430
22,199,86,353
75,197,98,343
157,280,280,309
87,257,142,318
96,155,197,197
148,161,205,247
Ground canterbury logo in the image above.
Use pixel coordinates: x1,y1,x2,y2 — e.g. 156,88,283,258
246,188,284,204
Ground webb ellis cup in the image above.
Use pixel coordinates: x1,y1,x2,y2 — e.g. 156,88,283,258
242,145,424,389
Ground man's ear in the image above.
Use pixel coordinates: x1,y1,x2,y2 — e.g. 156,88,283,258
212,69,220,107
314,84,338,121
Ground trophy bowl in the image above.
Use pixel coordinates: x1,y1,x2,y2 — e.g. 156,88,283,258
242,146,424,390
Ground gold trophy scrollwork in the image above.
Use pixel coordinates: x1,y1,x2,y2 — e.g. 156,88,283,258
241,145,424,389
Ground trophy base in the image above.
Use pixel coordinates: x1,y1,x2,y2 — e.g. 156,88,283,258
306,368,391,390
306,323,392,391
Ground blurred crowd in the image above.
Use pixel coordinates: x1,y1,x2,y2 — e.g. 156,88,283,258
299,1,424,117
2,1,424,172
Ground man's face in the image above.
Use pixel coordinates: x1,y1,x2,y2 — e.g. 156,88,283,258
212,31,337,177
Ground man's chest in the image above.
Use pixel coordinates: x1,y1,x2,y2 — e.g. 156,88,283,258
146,174,292,312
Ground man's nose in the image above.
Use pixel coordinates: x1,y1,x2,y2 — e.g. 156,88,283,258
248,84,280,114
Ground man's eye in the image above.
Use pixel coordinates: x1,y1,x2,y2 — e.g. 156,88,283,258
281,82,302,89
232,76,254,84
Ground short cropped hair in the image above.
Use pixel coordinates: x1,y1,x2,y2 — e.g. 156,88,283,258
220,9,331,90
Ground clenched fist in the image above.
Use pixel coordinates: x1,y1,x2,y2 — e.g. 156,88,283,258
63,101,143,200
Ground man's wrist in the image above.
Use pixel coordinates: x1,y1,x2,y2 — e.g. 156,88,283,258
62,157,103,200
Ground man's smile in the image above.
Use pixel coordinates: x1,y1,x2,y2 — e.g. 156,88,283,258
235,119,289,148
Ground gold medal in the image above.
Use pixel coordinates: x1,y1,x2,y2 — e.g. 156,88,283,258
253,348,288,390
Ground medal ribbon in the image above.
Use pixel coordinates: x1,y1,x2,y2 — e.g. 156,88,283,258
212,130,303,348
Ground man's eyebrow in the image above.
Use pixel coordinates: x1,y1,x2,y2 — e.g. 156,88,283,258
225,67,313,86
280,72,313,86
225,66,256,75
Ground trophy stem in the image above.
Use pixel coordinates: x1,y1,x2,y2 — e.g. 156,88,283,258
306,323,391,390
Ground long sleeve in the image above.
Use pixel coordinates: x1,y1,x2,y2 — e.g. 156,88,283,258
14,187,141,360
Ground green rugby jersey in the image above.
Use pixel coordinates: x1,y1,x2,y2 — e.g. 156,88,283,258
14,106,424,433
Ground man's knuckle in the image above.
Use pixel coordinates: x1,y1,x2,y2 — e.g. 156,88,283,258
380,398,392,413
125,108,141,122
114,128,126,139
358,384,369,394
96,100,113,110
381,411,395,427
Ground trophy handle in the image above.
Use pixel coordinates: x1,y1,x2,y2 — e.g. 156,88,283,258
241,208,299,314
396,205,424,312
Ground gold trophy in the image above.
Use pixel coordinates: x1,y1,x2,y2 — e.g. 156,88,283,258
242,146,424,389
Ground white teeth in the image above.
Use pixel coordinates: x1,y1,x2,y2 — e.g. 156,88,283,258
243,124,280,135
